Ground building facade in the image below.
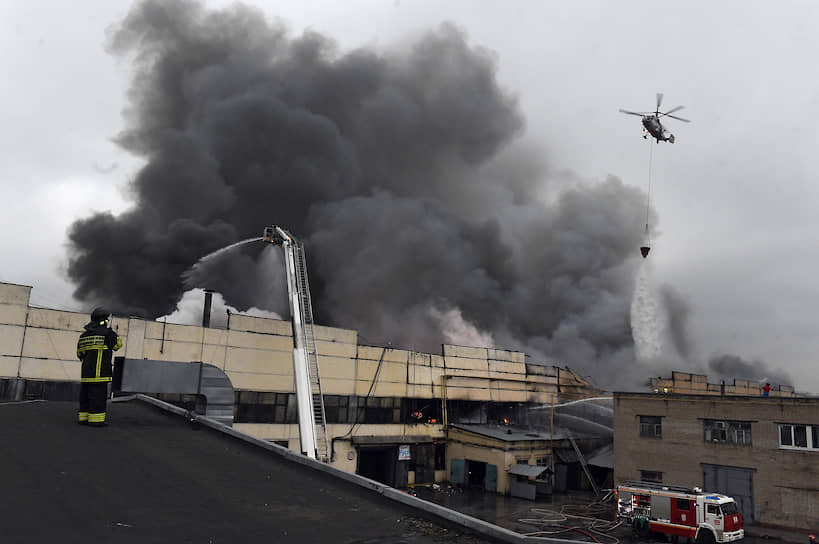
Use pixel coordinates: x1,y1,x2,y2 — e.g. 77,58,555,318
613,392,819,530
0,281,601,491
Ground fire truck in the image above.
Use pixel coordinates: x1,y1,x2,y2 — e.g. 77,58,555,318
617,481,744,543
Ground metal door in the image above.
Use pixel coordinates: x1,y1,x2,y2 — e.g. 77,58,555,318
414,444,435,485
702,463,755,522
450,459,465,485
485,464,497,492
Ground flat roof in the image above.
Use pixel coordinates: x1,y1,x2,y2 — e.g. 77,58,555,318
0,399,494,543
451,423,579,442
613,392,819,402
507,464,549,478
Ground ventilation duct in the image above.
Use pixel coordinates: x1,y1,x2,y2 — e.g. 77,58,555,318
113,357,234,426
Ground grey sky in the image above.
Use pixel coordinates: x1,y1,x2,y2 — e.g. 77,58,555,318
2,1,818,392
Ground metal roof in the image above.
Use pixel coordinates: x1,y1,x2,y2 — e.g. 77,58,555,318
554,447,579,463
585,443,614,468
352,435,435,445
450,423,577,442
0,398,494,543
507,464,549,478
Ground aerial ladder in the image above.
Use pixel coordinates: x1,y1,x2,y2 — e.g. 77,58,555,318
263,226,330,462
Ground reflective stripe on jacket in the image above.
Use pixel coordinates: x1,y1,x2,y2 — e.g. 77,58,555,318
77,323,123,383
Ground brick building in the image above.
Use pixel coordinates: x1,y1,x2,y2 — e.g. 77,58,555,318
613,391,819,530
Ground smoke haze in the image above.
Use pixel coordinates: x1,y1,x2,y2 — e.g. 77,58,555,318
64,0,791,390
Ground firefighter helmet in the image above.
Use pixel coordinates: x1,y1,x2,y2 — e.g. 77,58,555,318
90,307,111,322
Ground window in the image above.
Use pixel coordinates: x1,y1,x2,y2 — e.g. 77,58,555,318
639,416,662,438
703,419,752,445
234,391,292,423
707,504,720,515
640,470,662,483
323,395,349,424
779,423,819,450
535,457,550,466
676,499,692,511
780,425,793,446
355,396,402,424
721,502,738,515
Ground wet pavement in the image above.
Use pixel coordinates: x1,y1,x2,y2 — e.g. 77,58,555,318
413,487,813,544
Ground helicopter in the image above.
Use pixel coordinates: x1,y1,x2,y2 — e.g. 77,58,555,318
620,93,690,143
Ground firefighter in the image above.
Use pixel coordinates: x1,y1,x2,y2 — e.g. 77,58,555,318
76,307,122,426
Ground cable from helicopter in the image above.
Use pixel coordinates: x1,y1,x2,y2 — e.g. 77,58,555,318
619,93,691,258
640,141,654,259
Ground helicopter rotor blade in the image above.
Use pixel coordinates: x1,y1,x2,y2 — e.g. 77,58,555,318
665,114,691,123
656,93,664,112
619,109,648,117
661,105,685,116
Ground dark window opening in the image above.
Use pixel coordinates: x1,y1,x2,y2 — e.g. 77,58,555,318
780,424,793,446
703,419,752,445
639,416,662,438
640,470,662,483
794,425,808,447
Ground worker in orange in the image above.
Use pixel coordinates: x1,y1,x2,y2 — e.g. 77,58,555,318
76,307,123,426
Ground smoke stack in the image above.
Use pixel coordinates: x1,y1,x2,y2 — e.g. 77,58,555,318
202,289,214,328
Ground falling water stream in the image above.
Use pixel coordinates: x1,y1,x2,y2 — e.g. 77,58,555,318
630,261,664,361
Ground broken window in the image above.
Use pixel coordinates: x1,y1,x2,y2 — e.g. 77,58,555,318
703,419,752,445
639,415,662,438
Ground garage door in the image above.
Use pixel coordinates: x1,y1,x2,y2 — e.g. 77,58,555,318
702,463,755,522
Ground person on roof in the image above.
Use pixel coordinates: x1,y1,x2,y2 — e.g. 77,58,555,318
76,307,122,426
762,383,771,397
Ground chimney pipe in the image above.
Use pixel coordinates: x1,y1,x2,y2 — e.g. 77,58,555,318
202,289,214,328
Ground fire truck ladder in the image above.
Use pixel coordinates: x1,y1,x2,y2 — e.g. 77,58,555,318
293,242,330,462
569,435,600,496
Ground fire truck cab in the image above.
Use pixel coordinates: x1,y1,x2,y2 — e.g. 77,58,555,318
618,481,744,543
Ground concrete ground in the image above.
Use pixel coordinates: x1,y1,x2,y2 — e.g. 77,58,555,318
0,399,494,544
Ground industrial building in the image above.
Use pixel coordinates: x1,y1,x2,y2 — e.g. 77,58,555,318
0,280,607,495
613,389,819,530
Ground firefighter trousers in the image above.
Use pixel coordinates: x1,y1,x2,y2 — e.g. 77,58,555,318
78,382,109,425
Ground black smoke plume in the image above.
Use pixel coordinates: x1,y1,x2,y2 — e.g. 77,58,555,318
66,0,649,387
708,354,793,388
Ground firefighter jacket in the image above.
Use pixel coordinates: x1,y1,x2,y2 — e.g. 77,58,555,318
76,321,123,383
